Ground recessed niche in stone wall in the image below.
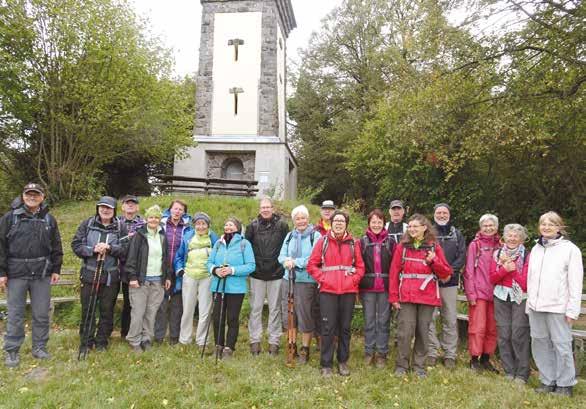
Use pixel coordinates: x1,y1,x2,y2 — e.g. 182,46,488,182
206,151,256,180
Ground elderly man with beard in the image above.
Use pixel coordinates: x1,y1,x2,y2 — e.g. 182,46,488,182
426,203,466,369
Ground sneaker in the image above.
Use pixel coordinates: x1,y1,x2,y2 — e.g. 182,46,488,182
131,344,143,353
141,341,152,352
268,344,279,357
415,368,427,379
222,347,233,359
320,367,333,378
513,377,527,385
470,357,482,371
297,346,309,364
5,351,20,368
480,354,499,373
32,348,50,360
535,383,556,394
250,342,261,356
505,373,515,381
374,353,387,369
552,386,573,397
169,337,179,345
364,353,374,366
426,356,437,367
338,362,350,376
443,358,456,369
394,367,408,377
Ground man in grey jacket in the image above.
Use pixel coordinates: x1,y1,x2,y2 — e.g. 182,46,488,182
427,203,466,369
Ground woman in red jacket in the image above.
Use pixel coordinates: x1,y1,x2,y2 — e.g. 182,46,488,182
389,214,452,378
489,223,530,383
307,210,365,377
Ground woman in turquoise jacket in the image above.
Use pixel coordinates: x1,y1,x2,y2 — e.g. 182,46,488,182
206,216,255,359
278,205,321,364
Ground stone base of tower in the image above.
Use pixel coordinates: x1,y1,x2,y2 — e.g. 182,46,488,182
174,138,297,200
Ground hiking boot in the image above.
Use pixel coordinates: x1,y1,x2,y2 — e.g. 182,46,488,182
415,368,427,379
443,358,456,369
338,362,350,376
297,346,309,364
426,356,437,367
169,337,179,345
131,344,143,353
364,353,374,366
394,367,408,377
470,357,482,371
199,345,213,356
222,347,233,359
374,353,387,369
552,386,573,397
513,377,527,385
5,351,20,368
215,345,223,359
535,383,556,394
321,367,333,378
32,347,50,360
505,373,515,381
480,354,499,373
250,342,261,356
95,344,107,352
141,341,152,352
268,344,279,357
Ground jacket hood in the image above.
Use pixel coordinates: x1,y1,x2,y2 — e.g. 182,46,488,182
161,210,192,226
536,235,567,247
474,232,500,244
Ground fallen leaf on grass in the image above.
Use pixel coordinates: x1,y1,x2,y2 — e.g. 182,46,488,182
18,387,29,393
162,399,168,406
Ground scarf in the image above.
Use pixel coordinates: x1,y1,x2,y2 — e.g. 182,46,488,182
365,228,387,244
290,225,314,259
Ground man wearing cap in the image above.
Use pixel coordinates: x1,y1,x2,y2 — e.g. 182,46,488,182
118,195,145,338
0,183,63,367
426,203,466,369
385,200,408,245
72,196,128,353
315,200,336,236
246,198,289,356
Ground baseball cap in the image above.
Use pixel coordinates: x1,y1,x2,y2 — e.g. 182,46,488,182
321,200,336,209
23,183,44,195
389,200,404,209
121,194,139,204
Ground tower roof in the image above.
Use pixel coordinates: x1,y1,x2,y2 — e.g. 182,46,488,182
275,0,296,37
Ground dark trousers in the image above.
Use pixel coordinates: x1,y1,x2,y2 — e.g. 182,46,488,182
154,293,182,341
120,282,131,337
319,292,355,369
212,292,245,350
396,303,434,371
79,281,120,348
494,297,531,381
4,277,51,352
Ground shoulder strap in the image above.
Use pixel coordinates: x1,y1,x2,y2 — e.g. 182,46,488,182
360,236,368,258
401,246,407,270
321,236,329,267
349,239,355,267
310,232,315,247
240,239,246,263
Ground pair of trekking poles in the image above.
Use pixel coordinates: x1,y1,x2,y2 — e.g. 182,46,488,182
78,235,109,361
201,275,227,364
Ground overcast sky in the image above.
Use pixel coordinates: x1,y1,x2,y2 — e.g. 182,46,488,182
131,0,342,77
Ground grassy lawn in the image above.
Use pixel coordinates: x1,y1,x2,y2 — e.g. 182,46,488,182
0,325,584,408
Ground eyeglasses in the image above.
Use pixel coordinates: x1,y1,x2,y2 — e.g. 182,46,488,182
407,224,423,229
332,219,346,223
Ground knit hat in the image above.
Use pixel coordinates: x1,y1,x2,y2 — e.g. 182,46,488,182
434,203,451,212
193,212,211,227
145,205,163,219
225,216,242,233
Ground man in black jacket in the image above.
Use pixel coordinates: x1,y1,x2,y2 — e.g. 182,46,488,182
72,196,128,353
427,203,466,369
0,183,63,367
246,198,289,356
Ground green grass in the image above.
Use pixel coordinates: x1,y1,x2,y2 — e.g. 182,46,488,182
0,326,584,408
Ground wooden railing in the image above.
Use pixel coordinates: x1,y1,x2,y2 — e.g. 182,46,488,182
153,174,259,197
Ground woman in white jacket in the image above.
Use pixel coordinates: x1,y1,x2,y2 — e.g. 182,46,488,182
526,211,583,397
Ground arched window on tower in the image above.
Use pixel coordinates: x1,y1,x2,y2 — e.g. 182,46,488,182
222,158,244,180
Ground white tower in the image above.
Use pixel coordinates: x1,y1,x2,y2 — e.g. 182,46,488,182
174,0,297,199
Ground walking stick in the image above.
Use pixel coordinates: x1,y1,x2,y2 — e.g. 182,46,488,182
78,250,106,360
215,277,227,365
78,234,110,360
286,268,297,367
201,277,222,359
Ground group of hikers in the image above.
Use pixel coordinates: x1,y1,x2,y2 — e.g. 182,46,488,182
0,183,583,398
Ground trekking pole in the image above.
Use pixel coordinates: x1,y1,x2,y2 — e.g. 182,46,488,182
78,234,109,360
201,277,223,359
286,268,297,368
78,251,106,360
215,277,227,365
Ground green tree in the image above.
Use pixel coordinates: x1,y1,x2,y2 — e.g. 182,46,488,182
0,0,195,202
